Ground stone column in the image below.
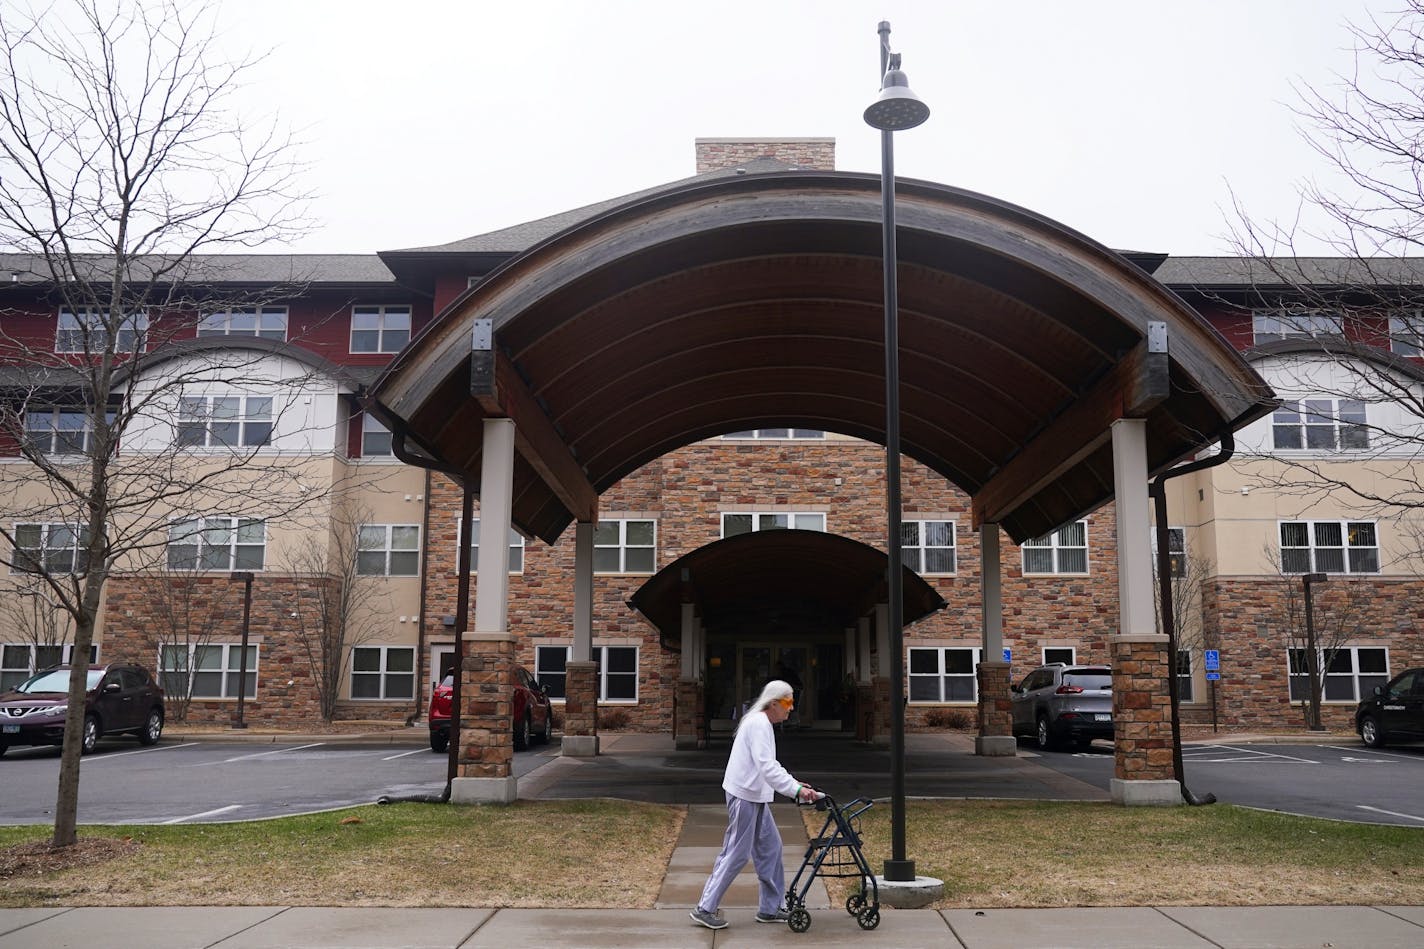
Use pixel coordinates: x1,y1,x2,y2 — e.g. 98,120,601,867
1109,418,1181,806
976,523,1015,756
676,602,704,749
452,418,518,804
562,521,598,757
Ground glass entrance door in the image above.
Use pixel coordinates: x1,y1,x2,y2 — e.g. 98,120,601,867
737,644,812,725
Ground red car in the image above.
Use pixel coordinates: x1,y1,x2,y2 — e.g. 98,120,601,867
429,664,552,753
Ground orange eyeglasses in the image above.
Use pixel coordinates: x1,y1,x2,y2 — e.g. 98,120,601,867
776,696,795,710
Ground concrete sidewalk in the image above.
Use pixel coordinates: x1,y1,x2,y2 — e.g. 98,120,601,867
3,904,1424,948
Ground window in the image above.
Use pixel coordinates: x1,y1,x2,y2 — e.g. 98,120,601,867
722,511,826,536
594,519,656,574
1252,309,1342,344
1022,521,1088,575
1150,526,1186,578
1043,647,1075,665
177,395,273,448
167,517,266,571
160,643,257,699
1,643,96,690
908,647,981,703
1176,649,1194,703
197,307,288,341
533,645,638,702
361,414,392,457
24,407,103,455
904,520,956,574
1289,647,1389,702
1279,520,1380,574
1390,312,1424,357
55,309,147,353
356,525,420,576
464,519,524,573
350,305,412,353
721,429,825,439
350,646,415,699
1271,399,1368,451
11,523,90,574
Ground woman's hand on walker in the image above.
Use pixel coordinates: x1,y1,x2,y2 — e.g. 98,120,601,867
796,784,824,803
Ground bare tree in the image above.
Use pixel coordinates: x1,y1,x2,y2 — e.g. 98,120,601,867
282,496,391,722
0,0,316,848
0,576,74,688
127,569,228,722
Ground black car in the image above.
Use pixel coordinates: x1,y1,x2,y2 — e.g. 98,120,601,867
1355,667,1424,748
0,663,166,756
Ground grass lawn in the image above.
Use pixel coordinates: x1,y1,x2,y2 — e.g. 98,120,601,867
805,799,1424,908
1,798,1420,908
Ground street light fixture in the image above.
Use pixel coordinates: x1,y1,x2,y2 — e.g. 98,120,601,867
1301,572,1328,731
230,571,255,729
864,19,929,885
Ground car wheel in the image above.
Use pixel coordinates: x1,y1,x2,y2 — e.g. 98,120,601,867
514,713,530,751
1035,714,1056,751
81,714,100,755
538,709,552,745
430,730,449,754
1360,715,1386,748
138,708,164,746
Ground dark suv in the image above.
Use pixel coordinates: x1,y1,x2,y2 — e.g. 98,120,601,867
1355,667,1424,748
1010,663,1114,750
0,663,166,756
429,664,552,753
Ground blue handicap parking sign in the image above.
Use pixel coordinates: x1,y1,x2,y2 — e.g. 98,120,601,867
1002,648,1011,663
1206,671,1221,681
1204,650,1220,671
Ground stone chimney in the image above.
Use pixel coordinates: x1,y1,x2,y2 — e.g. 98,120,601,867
694,137,835,174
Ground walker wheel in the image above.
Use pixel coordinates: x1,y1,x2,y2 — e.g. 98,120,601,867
857,907,880,931
846,893,865,915
788,907,812,933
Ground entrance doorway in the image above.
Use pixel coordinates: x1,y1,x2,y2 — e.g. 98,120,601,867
723,643,844,729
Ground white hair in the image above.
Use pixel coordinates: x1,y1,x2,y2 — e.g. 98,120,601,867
736,679,794,733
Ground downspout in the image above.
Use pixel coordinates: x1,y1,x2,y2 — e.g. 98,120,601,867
1150,429,1235,806
406,467,434,727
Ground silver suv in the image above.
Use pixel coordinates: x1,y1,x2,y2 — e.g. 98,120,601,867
1010,663,1113,751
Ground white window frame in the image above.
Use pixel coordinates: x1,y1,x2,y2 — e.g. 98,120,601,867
1022,520,1089,575
160,642,258,699
1271,398,1368,452
533,644,638,703
166,517,266,571
55,309,148,353
1389,311,1424,357
197,306,288,341
1,642,96,690
593,519,657,574
177,395,273,449
350,304,412,354
1251,308,1342,344
360,413,392,457
721,511,827,536
904,519,956,575
350,645,416,700
357,524,420,577
11,522,90,574
462,518,525,573
908,646,981,704
1176,648,1195,703
1278,520,1380,575
24,407,99,455
721,429,825,440
1288,646,1389,703
1043,646,1076,665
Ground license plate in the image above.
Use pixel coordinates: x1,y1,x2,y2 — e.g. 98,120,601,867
1094,714,1111,722
2,724,18,734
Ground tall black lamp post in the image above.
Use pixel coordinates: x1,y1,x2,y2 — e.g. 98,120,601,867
864,19,929,884
230,570,255,729
1302,571,1328,731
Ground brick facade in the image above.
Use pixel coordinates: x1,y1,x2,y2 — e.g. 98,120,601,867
694,137,835,173
1110,637,1176,782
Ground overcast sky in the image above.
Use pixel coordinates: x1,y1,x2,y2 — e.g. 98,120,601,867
228,0,1386,257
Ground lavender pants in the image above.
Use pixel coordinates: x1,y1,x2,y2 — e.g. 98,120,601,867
697,792,785,915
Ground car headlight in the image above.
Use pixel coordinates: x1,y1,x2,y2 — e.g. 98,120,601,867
46,704,67,716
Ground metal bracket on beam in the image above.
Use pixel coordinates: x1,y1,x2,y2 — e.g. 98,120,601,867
470,319,494,395
1147,321,1168,354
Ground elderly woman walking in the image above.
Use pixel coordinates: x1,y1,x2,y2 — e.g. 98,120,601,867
690,679,822,930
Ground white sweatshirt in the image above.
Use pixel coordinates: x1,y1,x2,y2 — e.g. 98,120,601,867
721,709,800,803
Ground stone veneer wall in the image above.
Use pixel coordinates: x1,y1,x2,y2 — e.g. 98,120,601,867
1196,577,1424,729
694,137,835,173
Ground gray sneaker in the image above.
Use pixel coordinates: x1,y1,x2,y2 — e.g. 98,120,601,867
689,906,728,930
756,908,791,923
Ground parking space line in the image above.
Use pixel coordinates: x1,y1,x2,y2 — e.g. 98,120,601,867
381,748,428,761
1357,805,1424,823
1211,744,1320,763
221,742,325,763
79,742,203,762
161,804,242,824
1182,744,1310,764
1323,744,1424,763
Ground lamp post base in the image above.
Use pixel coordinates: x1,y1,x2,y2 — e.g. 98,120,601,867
883,858,916,882
875,873,944,908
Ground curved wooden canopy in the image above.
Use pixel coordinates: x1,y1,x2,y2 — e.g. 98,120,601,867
368,171,1274,545
628,530,946,641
